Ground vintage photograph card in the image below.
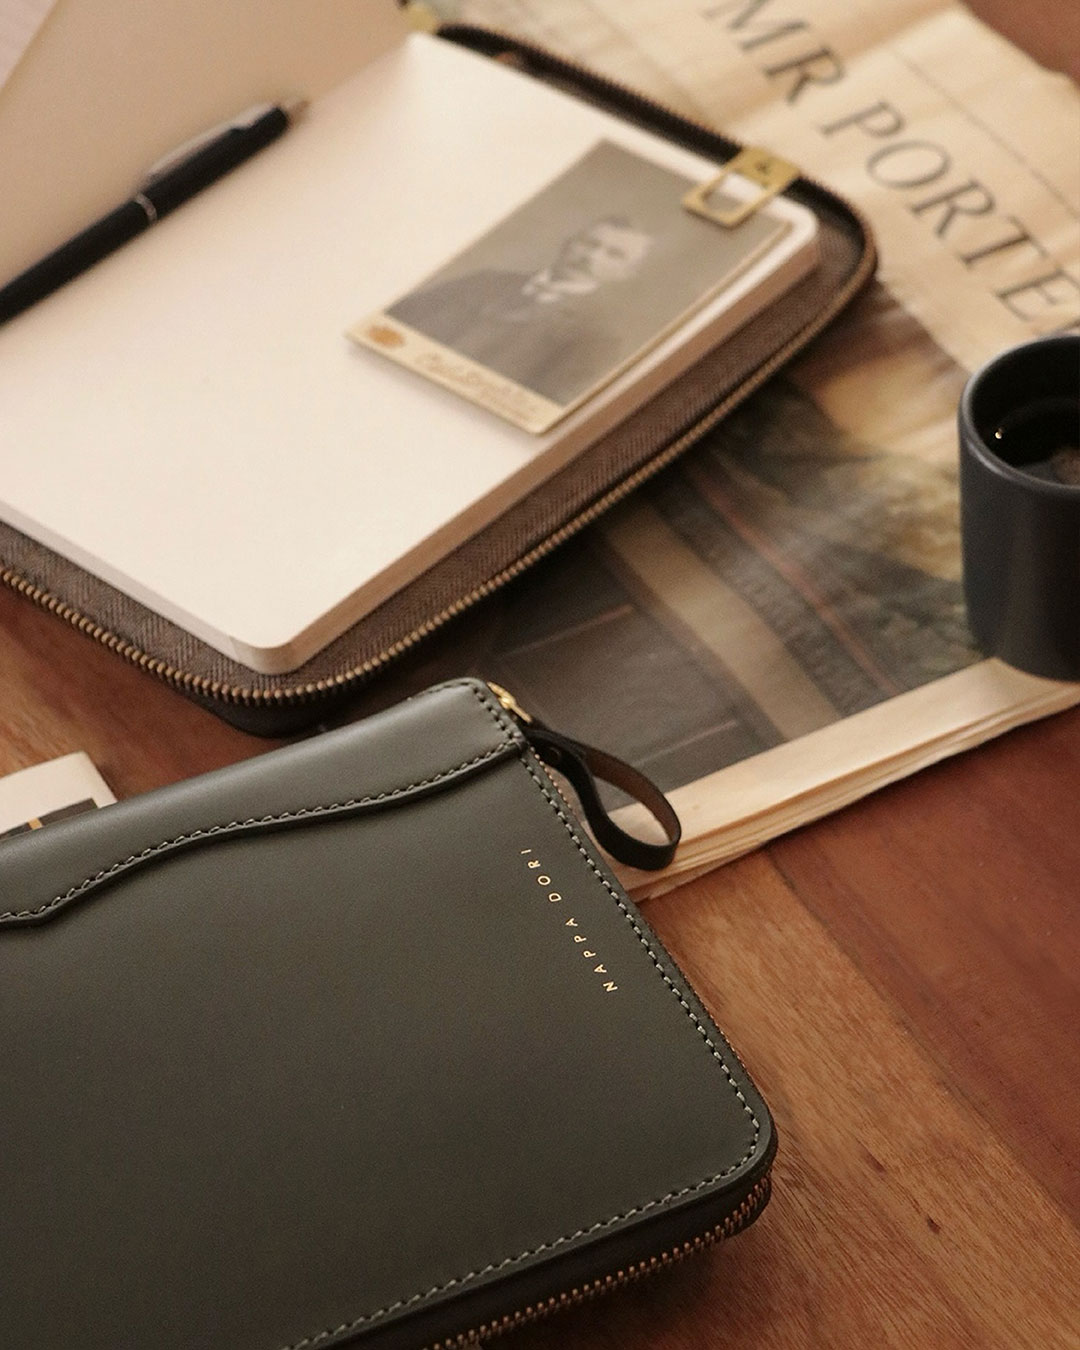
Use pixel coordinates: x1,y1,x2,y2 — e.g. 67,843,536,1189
350,140,791,433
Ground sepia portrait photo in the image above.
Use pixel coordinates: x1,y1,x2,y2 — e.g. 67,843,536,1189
353,140,786,432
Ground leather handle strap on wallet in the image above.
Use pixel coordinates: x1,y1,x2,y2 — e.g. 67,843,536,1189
523,723,681,872
485,682,681,871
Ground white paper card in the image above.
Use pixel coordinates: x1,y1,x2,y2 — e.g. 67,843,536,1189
0,751,115,840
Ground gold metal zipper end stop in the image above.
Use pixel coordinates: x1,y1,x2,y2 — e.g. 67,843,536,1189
487,682,534,724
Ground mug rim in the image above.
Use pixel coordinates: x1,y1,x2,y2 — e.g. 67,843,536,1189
958,333,1080,499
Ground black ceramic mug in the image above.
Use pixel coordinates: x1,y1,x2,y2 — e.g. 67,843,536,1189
959,333,1080,680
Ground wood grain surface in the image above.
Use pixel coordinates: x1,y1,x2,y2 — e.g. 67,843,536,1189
1,5,1077,1348
964,0,1080,79
3,536,1078,1350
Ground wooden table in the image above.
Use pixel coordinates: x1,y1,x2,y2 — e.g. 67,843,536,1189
3,5,1078,1346
3,525,1079,1350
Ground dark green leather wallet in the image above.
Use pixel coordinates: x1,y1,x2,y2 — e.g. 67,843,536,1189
0,679,775,1349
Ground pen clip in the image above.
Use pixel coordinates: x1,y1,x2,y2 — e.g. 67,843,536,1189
140,103,277,186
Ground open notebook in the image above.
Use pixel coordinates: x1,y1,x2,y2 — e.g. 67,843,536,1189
0,1,818,674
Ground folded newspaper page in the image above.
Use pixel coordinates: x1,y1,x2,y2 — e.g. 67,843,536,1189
392,0,1080,897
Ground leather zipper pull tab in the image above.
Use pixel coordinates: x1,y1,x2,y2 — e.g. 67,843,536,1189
523,724,681,872
487,684,680,871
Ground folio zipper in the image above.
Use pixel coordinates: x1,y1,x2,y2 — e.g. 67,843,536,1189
0,26,875,722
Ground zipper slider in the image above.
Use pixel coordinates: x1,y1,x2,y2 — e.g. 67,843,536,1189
486,679,681,871
486,681,534,725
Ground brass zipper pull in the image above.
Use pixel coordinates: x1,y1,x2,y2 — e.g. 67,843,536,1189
486,680,680,871
486,681,534,725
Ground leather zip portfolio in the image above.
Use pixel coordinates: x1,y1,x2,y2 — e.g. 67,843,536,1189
0,5,875,734
0,679,775,1349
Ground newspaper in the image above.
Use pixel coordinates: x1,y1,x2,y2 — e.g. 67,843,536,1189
383,0,1080,897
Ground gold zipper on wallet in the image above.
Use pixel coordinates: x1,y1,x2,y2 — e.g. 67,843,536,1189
423,1174,772,1350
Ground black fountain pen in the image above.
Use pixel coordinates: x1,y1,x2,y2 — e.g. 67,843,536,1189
0,100,305,325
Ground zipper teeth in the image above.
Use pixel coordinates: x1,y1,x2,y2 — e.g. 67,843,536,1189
424,1174,771,1350
0,31,874,713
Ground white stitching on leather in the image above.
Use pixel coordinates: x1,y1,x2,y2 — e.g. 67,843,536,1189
516,751,761,1144
0,739,513,923
277,683,764,1350
4,679,763,1348
281,1170,748,1349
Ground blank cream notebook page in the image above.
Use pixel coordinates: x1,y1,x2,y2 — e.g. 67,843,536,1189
0,20,816,673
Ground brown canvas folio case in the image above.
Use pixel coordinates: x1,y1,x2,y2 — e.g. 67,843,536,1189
0,678,776,1349
0,25,876,734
